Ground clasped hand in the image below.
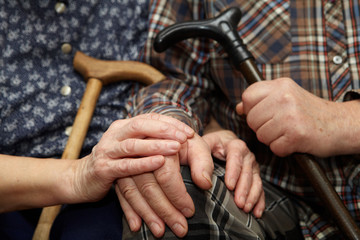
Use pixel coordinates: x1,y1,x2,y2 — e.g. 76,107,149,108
71,113,264,238
110,114,265,238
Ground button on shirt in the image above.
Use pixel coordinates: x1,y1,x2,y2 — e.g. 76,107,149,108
0,0,148,157
128,0,360,239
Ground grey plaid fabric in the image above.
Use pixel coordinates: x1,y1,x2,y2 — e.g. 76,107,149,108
122,162,303,240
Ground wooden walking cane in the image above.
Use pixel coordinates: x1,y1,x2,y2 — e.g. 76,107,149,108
153,7,360,240
32,51,166,240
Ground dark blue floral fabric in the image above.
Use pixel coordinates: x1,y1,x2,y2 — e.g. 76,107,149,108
0,0,148,157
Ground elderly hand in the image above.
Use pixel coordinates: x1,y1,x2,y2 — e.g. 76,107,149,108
0,113,192,212
236,77,353,157
67,113,195,204
116,114,214,238
202,117,265,218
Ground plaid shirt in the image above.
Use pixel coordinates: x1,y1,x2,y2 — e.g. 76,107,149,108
128,0,360,239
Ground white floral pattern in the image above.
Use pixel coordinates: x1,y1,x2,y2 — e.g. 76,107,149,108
0,0,148,157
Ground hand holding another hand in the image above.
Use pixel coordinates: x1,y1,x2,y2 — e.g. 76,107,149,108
68,113,194,204
115,113,210,238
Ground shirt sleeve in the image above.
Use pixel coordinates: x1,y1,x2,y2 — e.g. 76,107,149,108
127,78,211,133
126,1,217,133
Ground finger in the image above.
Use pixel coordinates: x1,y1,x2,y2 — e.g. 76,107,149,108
185,134,214,190
235,102,245,115
106,139,181,158
269,135,296,157
255,118,284,145
154,155,195,218
116,177,165,237
110,118,189,143
107,155,165,178
243,170,263,213
245,97,275,132
202,134,226,160
240,81,272,115
252,190,266,218
234,152,255,209
224,140,246,191
115,184,142,231
137,113,195,137
133,172,189,238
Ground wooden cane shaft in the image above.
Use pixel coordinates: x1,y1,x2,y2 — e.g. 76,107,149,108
32,205,61,240
62,78,103,159
32,78,103,240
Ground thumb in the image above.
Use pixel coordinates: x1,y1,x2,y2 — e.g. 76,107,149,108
185,134,214,190
202,133,226,161
236,102,245,115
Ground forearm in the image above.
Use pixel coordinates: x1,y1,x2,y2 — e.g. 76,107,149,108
0,154,75,212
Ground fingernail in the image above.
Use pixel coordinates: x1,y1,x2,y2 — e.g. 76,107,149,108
152,155,164,163
184,126,194,136
245,203,252,212
150,222,162,236
227,178,236,190
239,196,246,207
202,171,212,187
258,209,263,218
129,219,136,231
168,141,181,150
175,131,187,142
172,223,186,237
181,207,194,217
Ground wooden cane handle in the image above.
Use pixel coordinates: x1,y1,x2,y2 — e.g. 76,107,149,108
33,52,166,240
73,51,166,85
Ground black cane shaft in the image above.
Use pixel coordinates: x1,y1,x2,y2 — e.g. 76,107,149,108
239,61,360,240
296,154,360,240
239,59,264,84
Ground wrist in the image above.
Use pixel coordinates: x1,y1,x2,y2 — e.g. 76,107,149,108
333,100,360,155
313,100,360,157
56,157,90,204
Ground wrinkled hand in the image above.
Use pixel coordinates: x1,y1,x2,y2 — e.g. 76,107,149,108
202,118,265,218
116,114,214,238
68,113,193,204
236,78,343,157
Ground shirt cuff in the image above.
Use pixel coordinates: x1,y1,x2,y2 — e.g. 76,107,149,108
343,90,360,102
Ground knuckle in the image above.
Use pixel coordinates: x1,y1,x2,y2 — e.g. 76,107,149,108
120,139,136,155
139,181,159,198
148,112,161,120
270,143,287,157
149,141,162,152
91,160,108,179
241,90,251,104
121,184,139,200
114,160,132,174
256,179,263,189
155,167,175,186
108,119,124,131
278,77,293,87
237,140,250,154
128,119,144,132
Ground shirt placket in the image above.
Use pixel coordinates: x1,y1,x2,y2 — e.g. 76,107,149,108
324,0,351,101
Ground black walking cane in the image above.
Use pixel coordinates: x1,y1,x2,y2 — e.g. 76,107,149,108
153,7,360,240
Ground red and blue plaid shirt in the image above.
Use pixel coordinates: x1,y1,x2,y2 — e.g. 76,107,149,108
129,0,360,239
